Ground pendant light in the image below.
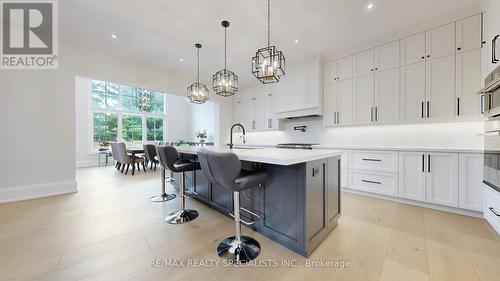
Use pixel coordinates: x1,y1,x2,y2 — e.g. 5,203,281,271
213,20,238,97
138,89,151,111
251,0,285,84
187,43,209,104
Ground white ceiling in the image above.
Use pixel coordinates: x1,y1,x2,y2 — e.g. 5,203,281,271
61,0,481,88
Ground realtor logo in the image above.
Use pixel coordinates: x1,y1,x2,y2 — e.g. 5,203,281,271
1,0,58,69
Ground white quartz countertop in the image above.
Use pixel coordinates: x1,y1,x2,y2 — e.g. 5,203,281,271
227,144,482,153
173,146,343,166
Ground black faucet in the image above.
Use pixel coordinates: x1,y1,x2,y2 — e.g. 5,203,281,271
229,123,246,149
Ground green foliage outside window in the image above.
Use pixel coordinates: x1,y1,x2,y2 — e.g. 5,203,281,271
147,117,164,141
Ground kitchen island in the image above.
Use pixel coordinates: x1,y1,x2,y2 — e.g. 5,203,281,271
170,146,342,257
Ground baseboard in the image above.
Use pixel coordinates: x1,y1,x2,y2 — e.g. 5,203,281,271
76,160,97,168
342,188,484,218
0,180,78,204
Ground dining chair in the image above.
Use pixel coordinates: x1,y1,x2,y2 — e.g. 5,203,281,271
115,142,145,175
110,142,121,171
143,144,159,171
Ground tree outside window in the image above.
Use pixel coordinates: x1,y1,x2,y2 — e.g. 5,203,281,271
93,112,117,151
147,117,164,141
122,115,143,147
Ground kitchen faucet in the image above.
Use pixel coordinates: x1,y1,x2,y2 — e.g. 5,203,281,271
229,123,246,149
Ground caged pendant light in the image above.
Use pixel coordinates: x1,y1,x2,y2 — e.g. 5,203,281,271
251,0,285,84
138,88,151,111
213,21,238,97
187,43,209,104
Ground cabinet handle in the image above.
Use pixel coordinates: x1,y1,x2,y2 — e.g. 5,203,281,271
493,35,499,63
457,47,462,51
268,118,272,128
312,167,320,177
421,56,425,59
481,13,486,47
337,112,341,124
422,154,425,172
457,98,460,116
480,95,485,114
252,120,256,130
362,158,381,162
428,154,431,173
427,55,430,58
333,112,337,124
421,102,424,118
489,207,500,217
427,101,430,118
371,107,374,122
375,67,378,70
375,107,378,122
362,179,381,185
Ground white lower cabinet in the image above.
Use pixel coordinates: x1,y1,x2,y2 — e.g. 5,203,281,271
459,153,484,211
425,152,459,207
398,152,426,201
349,170,398,197
484,185,500,234
346,150,483,214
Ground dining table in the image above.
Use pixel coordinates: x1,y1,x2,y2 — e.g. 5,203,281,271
126,147,144,158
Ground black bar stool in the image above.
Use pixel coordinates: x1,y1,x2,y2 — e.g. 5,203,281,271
157,146,200,224
198,149,271,263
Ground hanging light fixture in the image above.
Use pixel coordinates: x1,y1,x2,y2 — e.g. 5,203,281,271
251,0,285,84
187,43,209,104
213,21,238,97
138,88,151,111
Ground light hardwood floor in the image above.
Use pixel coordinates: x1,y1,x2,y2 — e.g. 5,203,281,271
1,166,500,281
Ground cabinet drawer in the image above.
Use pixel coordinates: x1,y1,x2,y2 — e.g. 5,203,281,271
349,170,398,196
349,150,398,172
484,186,500,234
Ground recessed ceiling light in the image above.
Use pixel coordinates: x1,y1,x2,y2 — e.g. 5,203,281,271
294,39,299,44
179,58,184,62
367,3,374,9
111,34,118,39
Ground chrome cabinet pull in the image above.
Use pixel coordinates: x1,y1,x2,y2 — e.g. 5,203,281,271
489,207,500,217
428,154,431,173
421,102,425,119
375,107,378,122
337,112,340,124
492,35,499,64
268,118,272,128
370,107,374,122
422,154,425,172
457,98,460,116
427,101,430,118
362,179,381,185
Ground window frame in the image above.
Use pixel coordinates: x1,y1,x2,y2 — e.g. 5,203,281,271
88,79,167,153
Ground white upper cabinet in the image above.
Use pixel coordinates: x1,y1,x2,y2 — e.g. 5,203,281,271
425,152,459,207
486,0,500,72
323,61,337,84
337,56,353,80
354,49,375,77
374,41,400,71
274,58,322,118
323,81,338,126
337,79,354,126
456,14,482,53
374,68,400,124
425,55,456,121
353,74,374,125
400,62,426,122
401,32,426,66
456,49,482,119
426,23,456,60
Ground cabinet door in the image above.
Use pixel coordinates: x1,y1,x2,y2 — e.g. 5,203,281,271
459,153,484,211
240,100,255,131
323,82,338,126
253,97,267,130
337,79,354,126
399,152,426,201
426,23,455,60
337,56,353,80
323,61,337,84
426,55,456,121
354,49,375,77
277,64,307,112
353,74,374,125
375,41,400,71
306,60,321,109
456,14,482,53
264,95,277,130
456,49,481,119
400,62,426,122
401,32,426,66
374,68,400,124
425,152,459,207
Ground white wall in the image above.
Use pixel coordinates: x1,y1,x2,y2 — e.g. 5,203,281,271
190,101,217,143
0,41,232,203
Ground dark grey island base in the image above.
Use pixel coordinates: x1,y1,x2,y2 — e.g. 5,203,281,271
171,150,342,257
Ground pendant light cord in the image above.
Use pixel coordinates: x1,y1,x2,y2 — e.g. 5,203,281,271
224,26,227,70
196,47,200,85
267,0,271,47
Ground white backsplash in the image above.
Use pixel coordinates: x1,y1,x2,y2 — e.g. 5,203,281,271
243,118,484,150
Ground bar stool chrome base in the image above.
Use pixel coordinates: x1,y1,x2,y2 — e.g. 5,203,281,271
165,209,199,224
150,193,176,202
217,236,261,263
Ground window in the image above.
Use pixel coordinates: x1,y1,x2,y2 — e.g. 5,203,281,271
90,80,166,151
147,117,164,141
93,112,118,151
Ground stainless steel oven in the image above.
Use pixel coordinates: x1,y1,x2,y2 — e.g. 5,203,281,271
482,65,500,192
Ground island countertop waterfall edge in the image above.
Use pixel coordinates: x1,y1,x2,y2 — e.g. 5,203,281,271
169,146,343,257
